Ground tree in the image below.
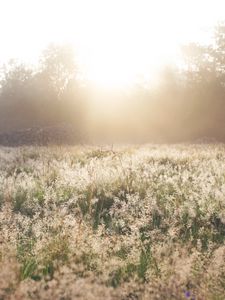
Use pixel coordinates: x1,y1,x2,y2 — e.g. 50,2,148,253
0,60,34,99
180,23,225,141
181,23,225,85
181,43,216,84
39,44,79,99
0,44,87,132
213,23,225,83
0,60,39,131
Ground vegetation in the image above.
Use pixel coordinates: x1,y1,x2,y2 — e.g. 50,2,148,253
1,24,225,143
0,144,224,299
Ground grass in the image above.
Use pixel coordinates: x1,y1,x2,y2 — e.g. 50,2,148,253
0,144,224,299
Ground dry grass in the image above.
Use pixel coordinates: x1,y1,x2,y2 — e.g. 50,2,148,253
0,144,224,299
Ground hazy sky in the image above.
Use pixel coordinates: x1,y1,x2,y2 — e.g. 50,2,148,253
0,0,224,87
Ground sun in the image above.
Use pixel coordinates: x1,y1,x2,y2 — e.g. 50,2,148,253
83,46,163,89
75,0,170,89
73,0,218,89
0,0,224,89
84,45,141,89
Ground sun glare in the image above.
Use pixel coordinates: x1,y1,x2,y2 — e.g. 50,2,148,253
0,0,225,88
74,0,181,88
62,0,225,88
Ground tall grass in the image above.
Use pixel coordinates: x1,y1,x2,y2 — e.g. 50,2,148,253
0,144,224,299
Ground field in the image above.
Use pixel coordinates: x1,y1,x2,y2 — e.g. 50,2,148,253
0,144,225,300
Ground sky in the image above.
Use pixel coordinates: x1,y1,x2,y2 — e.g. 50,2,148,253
0,0,224,87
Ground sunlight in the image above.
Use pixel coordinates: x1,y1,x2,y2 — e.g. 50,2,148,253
73,0,181,88
83,43,160,89
61,0,225,88
0,0,225,88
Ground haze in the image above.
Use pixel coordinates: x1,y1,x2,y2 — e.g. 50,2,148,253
0,0,224,88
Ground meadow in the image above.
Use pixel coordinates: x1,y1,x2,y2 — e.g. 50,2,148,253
0,144,224,299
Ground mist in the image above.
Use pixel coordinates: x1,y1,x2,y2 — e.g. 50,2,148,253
1,23,225,145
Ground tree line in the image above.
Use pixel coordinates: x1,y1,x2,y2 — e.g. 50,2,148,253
1,24,225,143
